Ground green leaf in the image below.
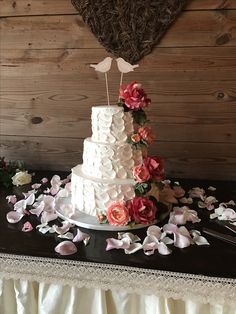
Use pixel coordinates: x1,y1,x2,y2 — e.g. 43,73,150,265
134,182,151,196
132,109,147,126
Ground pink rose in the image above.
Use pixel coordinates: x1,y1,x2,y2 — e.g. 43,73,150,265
143,156,164,180
119,81,151,110
138,126,154,145
133,164,151,182
127,196,157,224
106,202,130,226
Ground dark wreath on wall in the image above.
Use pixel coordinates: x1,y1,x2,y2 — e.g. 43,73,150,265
71,0,188,63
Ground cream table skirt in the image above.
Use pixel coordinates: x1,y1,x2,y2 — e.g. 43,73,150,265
0,253,235,314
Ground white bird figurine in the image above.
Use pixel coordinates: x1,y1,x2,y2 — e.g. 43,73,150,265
90,57,113,73
116,58,139,102
116,58,139,73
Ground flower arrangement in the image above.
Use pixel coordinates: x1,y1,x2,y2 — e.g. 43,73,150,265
0,157,31,188
97,81,165,227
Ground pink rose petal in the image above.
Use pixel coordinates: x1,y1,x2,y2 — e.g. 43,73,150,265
31,183,42,189
54,221,72,235
22,221,33,232
6,211,24,223
41,211,58,224
6,195,17,204
156,242,172,255
106,238,131,251
41,177,48,184
30,201,44,217
55,241,77,255
73,229,90,243
147,225,162,238
124,243,143,254
50,185,60,196
14,199,27,214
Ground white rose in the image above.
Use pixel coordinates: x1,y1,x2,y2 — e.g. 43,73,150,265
12,171,32,186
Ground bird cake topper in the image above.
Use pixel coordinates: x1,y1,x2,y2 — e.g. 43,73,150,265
90,57,139,105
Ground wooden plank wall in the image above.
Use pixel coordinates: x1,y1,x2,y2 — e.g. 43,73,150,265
0,0,236,180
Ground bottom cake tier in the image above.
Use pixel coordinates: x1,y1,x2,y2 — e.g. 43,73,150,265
71,165,135,217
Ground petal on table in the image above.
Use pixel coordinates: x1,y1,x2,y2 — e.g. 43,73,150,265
6,211,24,223
55,241,77,255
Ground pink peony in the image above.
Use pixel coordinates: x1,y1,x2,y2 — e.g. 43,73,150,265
106,202,130,226
143,156,164,180
133,164,151,182
119,81,151,110
138,126,154,145
127,196,157,224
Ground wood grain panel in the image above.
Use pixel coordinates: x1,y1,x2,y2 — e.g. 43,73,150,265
1,0,236,17
1,76,235,104
0,15,101,49
1,101,236,143
0,0,77,17
1,47,236,81
186,0,236,10
1,10,236,49
1,136,236,180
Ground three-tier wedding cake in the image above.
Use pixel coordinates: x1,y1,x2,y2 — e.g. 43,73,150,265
71,105,142,216
69,58,165,228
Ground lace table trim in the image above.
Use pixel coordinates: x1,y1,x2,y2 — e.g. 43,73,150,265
0,253,235,305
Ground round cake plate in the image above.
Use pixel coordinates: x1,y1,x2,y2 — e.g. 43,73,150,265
55,195,159,231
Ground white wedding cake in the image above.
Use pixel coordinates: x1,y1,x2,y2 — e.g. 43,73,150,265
69,71,165,228
71,105,142,216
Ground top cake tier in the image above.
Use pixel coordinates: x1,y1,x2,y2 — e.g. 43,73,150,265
91,105,134,144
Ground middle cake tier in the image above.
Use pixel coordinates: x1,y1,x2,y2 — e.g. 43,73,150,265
82,137,143,179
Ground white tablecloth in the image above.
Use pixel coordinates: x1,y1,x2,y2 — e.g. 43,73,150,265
0,253,236,314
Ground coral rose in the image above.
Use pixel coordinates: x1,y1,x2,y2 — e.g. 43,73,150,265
119,81,151,110
138,126,154,145
133,164,150,182
143,156,164,180
131,133,141,143
127,196,157,224
106,202,130,226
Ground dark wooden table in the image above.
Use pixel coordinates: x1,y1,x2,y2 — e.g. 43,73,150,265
0,171,236,279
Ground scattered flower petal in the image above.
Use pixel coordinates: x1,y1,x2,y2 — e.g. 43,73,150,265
41,177,48,184
188,187,205,201
6,211,24,223
6,195,17,204
208,186,216,191
23,190,37,199
179,197,193,205
125,243,143,254
146,225,162,239
54,221,72,235
106,238,131,251
198,196,218,211
31,183,42,189
55,241,77,255
41,211,58,224
190,230,210,245
118,232,141,243
73,229,90,244
22,221,33,232
156,242,172,255
36,223,52,234
58,232,74,240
